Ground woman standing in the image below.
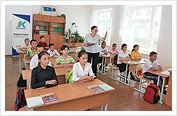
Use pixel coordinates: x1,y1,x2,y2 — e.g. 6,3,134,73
83,26,107,76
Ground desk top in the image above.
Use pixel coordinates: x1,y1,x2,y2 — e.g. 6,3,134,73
54,67,72,76
120,58,147,65
24,79,115,109
147,66,172,77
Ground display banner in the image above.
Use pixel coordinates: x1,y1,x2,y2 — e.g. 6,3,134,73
12,14,31,57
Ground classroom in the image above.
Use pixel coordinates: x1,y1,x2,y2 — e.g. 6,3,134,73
1,0,176,115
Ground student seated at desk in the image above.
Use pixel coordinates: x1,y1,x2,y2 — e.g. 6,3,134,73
110,43,119,55
131,44,141,60
31,51,58,89
54,45,76,68
30,45,52,70
98,41,108,71
72,50,95,83
25,39,37,59
115,43,135,80
47,43,60,57
38,36,49,50
142,51,167,94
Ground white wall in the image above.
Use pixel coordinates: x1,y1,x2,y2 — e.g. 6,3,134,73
90,5,172,66
5,5,91,55
157,6,172,66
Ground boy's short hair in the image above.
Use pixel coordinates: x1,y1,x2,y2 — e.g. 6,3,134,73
112,43,117,47
101,41,106,45
49,43,54,48
36,45,44,49
24,38,30,42
150,51,157,56
40,36,45,39
61,45,69,51
30,39,37,44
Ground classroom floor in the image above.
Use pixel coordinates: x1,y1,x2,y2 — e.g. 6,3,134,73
5,56,172,111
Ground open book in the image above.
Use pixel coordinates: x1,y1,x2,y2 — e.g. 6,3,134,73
88,84,114,94
41,93,59,104
26,93,59,108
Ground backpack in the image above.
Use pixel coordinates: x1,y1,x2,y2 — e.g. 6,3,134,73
67,69,73,83
143,83,160,104
14,89,27,111
17,74,27,87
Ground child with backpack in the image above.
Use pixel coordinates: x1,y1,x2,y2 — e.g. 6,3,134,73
72,50,95,83
143,51,167,94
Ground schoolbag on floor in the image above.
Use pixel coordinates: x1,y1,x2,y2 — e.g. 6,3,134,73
14,89,27,111
143,83,160,104
17,74,27,87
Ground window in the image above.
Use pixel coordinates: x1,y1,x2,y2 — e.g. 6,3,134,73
119,5,162,53
91,8,113,46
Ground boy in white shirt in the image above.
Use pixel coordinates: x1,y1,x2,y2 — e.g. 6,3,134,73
143,51,166,94
98,41,108,71
47,43,60,57
30,45,52,70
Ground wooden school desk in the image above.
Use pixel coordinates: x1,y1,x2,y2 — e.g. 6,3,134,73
54,67,73,84
99,54,111,75
165,70,172,107
147,66,172,104
24,79,115,111
118,58,146,86
16,50,26,73
22,70,31,89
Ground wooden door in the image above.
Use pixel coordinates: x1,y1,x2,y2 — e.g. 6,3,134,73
33,34,49,46
58,17,65,23
58,36,64,53
33,14,42,21
50,16,58,23
50,35,59,52
42,15,50,22
33,34,40,44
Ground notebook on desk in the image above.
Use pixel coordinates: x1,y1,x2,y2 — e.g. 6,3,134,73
88,83,114,94
160,70,170,76
26,93,59,108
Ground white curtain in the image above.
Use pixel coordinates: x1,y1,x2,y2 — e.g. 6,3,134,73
91,8,113,46
119,5,162,53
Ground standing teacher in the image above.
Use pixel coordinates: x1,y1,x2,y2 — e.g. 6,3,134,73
83,26,107,76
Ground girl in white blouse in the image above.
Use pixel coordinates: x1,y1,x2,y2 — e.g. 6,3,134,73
72,50,95,83
116,43,135,80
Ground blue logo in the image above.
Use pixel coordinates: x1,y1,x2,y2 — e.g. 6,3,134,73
16,21,26,29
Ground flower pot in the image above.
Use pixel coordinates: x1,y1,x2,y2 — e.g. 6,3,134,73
66,39,70,43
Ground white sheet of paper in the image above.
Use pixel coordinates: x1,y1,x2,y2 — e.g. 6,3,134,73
26,96,44,108
160,70,170,76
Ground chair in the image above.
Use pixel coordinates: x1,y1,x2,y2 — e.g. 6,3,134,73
134,76,151,93
108,54,119,80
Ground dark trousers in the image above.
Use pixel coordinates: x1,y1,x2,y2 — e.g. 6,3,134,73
98,57,107,71
87,52,99,77
116,63,130,77
143,72,163,92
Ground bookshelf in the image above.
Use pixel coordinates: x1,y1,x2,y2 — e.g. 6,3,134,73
33,14,65,53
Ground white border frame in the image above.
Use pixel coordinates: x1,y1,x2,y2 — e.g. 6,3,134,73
1,1,176,116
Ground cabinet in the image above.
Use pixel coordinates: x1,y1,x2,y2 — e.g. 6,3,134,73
49,35,64,53
33,14,65,51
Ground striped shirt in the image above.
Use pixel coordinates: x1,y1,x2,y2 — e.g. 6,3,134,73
25,48,37,57
56,55,74,64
